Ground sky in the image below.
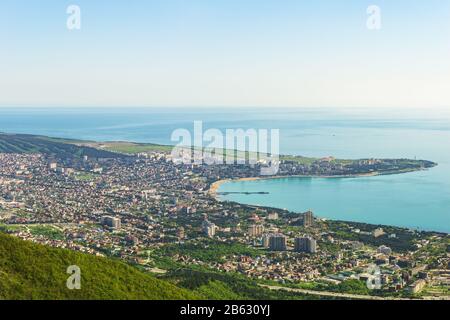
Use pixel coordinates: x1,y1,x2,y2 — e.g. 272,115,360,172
1,0,450,108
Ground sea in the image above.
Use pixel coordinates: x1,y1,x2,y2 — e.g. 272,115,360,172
1,107,449,233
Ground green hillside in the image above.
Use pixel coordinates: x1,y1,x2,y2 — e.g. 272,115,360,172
0,232,198,300
0,133,127,159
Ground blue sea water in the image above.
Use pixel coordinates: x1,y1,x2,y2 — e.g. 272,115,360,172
1,107,449,232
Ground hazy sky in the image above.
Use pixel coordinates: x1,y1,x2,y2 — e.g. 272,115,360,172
1,0,450,108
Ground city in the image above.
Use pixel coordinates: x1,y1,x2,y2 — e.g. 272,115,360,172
2,0,450,316
0,135,448,300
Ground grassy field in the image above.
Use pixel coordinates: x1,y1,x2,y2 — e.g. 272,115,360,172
29,225,65,240
0,134,129,159
74,172,97,181
93,143,361,166
100,142,173,154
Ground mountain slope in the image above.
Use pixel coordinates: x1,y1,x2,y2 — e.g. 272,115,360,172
0,232,198,300
0,133,128,159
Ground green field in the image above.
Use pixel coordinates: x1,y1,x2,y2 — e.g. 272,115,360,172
74,172,97,181
99,142,173,154
0,133,128,159
29,225,65,240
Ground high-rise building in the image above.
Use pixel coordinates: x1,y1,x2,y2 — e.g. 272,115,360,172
248,224,264,237
202,220,216,238
261,234,271,248
303,210,314,227
269,234,287,251
294,237,317,253
101,216,121,229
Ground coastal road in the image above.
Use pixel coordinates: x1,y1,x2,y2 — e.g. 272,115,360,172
259,284,411,300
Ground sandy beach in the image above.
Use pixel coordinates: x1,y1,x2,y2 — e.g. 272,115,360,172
207,169,420,199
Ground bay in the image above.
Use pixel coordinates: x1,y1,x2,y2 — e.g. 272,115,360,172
1,107,449,232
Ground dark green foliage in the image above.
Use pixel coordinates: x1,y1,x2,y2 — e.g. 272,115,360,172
0,233,198,300
163,268,318,300
29,226,65,240
331,280,371,295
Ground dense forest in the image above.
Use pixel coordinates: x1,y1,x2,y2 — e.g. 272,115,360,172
0,232,197,300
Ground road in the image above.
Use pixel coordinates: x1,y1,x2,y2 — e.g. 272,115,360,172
259,284,411,300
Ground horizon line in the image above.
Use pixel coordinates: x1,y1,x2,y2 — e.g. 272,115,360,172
1,105,450,110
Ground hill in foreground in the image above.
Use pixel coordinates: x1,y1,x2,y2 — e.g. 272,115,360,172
0,232,198,300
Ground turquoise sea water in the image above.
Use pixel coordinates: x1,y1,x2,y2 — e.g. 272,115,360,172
218,172,450,233
1,107,449,232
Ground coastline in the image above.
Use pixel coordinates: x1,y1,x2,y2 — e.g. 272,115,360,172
208,169,419,199
209,167,450,234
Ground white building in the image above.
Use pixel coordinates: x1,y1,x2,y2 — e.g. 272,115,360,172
202,220,216,238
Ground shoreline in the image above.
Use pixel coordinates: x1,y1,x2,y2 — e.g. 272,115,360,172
208,168,450,234
208,169,418,198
